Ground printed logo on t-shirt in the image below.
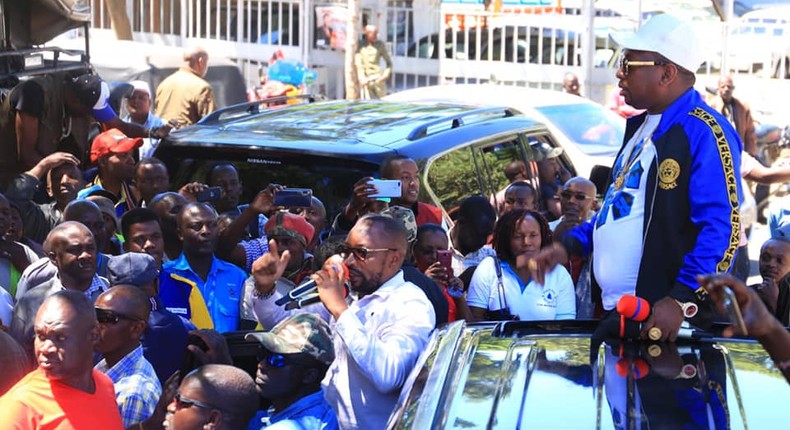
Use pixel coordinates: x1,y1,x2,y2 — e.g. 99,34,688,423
540,288,558,307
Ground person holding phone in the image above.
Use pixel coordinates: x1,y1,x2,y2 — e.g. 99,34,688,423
467,210,575,321
413,224,472,322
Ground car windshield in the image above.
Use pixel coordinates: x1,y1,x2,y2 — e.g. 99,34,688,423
160,149,379,218
535,103,625,157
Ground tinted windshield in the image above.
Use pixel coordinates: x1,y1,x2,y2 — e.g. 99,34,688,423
535,103,624,157
157,146,378,218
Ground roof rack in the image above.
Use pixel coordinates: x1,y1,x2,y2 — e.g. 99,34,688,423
406,106,517,141
199,94,324,124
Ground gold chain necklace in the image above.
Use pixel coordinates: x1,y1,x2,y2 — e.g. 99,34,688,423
614,119,653,190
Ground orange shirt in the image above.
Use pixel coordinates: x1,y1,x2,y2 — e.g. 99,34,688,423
0,368,124,430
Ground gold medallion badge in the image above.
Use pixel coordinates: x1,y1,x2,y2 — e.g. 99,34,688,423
658,159,680,190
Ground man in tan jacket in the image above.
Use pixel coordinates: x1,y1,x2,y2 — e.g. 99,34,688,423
155,47,217,125
707,74,757,155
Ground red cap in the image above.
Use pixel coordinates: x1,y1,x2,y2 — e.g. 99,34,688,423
264,211,315,246
90,128,143,163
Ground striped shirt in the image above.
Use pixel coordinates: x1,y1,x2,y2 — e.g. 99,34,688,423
95,345,162,428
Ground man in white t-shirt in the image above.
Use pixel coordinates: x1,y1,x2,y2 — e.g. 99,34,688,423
534,14,743,341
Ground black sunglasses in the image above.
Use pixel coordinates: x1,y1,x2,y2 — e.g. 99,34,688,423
95,308,140,325
560,191,594,202
338,244,397,261
173,392,219,411
619,56,667,76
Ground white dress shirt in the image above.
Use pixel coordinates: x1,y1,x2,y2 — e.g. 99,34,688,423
322,270,435,430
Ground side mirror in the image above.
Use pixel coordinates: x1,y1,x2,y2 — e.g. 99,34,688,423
589,165,612,198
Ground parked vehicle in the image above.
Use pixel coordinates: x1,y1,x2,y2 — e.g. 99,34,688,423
386,320,789,429
720,6,790,77
154,97,601,222
385,84,624,180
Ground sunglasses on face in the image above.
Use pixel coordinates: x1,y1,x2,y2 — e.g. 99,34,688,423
560,191,594,202
338,244,397,261
173,393,219,411
95,308,139,325
619,56,667,76
257,347,314,369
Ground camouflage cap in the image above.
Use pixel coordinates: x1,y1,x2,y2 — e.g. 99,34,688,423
244,313,334,366
380,205,417,243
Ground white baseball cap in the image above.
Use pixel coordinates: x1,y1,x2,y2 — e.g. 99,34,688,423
610,13,703,73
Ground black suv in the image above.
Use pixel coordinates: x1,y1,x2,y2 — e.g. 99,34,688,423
155,97,585,219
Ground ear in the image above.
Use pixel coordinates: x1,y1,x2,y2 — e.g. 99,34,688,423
661,63,679,86
206,409,223,428
48,251,59,268
131,319,147,340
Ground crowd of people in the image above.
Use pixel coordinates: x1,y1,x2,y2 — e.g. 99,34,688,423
0,12,789,430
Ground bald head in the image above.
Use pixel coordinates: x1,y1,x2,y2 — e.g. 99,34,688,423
563,176,596,194
96,285,151,321
718,74,735,104
356,214,408,254
46,221,94,250
182,365,258,429
184,46,209,77
63,199,106,251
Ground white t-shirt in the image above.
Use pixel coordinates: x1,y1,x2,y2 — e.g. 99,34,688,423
593,114,661,310
467,256,576,320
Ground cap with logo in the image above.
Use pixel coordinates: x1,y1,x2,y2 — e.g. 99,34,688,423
531,142,564,161
245,313,334,366
90,128,143,163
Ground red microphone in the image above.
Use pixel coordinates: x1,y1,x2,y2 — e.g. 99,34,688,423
615,295,651,339
616,295,651,322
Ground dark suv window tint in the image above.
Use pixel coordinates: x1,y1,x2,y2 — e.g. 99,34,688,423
159,148,378,218
425,145,482,215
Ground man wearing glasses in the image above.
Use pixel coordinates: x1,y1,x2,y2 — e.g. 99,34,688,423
94,285,161,428
245,313,338,429
164,364,258,430
536,14,742,342
312,215,435,429
0,290,124,429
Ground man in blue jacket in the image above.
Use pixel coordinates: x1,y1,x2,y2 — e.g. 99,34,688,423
535,14,742,341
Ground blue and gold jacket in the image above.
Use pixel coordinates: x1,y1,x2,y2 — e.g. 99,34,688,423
565,88,742,311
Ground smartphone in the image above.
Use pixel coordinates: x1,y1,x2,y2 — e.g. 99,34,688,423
437,250,453,276
721,285,748,336
273,188,313,208
368,179,402,198
196,186,222,202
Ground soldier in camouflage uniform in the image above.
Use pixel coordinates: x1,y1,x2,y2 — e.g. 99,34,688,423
355,25,392,100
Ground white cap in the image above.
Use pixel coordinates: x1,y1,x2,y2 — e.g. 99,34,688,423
129,80,151,96
610,13,703,73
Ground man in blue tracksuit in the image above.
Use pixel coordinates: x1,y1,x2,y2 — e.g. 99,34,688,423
536,14,742,341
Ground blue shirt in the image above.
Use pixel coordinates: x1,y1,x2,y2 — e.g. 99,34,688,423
247,391,339,430
95,345,161,428
160,253,248,333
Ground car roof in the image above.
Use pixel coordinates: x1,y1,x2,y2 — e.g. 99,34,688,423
385,84,601,110
741,4,790,19
389,320,789,429
166,99,547,161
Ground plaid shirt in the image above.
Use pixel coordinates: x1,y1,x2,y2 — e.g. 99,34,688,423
95,345,161,428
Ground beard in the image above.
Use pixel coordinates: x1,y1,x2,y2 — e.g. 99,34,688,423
348,267,383,297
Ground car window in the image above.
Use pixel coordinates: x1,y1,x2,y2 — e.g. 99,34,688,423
476,137,534,208
425,145,483,215
159,149,379,218
535,103,625,157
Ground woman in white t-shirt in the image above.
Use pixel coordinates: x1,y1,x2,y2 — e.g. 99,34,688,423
467,209,576,321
